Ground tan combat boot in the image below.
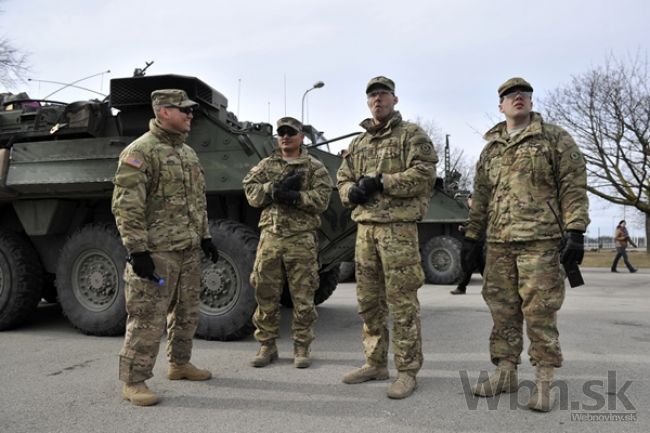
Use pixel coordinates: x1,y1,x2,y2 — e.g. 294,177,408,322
342,364,389,384
167,362,212,381
387,372,417,399
528,366,556,412
250,342,278,368
122,382,159,406
294,344,311,368
473,360,518,396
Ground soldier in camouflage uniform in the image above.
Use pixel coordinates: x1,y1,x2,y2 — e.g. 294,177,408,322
243,116,332,369
462,77,590,412
337,76,437,399
112,89,219,406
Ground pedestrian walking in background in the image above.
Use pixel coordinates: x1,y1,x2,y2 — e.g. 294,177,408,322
611,220,637,273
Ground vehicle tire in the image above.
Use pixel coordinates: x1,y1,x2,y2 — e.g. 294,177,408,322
195,219,258,341
421,235,463,285
0,229,44,330
280,264,341,308
315,264,340,305
338,261,355,282
56,224,127,336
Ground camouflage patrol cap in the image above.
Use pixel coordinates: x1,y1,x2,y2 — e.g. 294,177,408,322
151,89,198,109
366,76,395,94
276,116,303,133
498,77,534,97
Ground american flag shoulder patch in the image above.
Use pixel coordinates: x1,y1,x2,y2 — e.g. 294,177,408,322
123,155,143,169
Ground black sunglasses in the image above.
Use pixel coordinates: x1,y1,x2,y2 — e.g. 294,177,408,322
277,128,299,137
165,105,195,115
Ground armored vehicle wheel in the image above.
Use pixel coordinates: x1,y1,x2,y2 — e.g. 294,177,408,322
421,235,463,285
338,261,355,282
56,224,126,336
280,264,341,308
315,264,340,305
195,219,258,341
0,229,44,330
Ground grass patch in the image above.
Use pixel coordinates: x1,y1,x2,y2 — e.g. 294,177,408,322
582,249,649,268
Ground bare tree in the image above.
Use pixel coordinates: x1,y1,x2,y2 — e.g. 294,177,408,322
541,53,650,252
0,0,30,89
413,117,475,192
0,36,28,88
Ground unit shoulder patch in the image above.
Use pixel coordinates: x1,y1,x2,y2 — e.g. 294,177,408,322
419,143,432,154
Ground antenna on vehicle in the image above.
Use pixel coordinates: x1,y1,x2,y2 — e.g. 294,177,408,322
31,70,111,99
450,150,463,174
133,61,154,77
237,78,241,118
444,134,451,178
27,78,107,98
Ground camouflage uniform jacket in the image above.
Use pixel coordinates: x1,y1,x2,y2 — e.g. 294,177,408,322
337,111,438,223
465,112,590,243
242,147,332,236
111,119,210,254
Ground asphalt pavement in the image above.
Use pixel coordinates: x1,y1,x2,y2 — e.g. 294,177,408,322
0,268,648,433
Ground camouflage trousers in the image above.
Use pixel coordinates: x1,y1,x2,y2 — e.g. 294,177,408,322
355,222,424,375
250,230,319,346
483,240,565,368
119,248,202,383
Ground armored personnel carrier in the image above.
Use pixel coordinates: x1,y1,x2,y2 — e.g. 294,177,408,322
0,74,356,340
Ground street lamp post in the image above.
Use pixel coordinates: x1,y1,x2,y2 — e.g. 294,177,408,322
301,81,325,124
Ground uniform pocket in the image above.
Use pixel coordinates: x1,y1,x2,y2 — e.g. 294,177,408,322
372,223,424,291
250,233,267,289
487,156,502,186
160,159,185,198
376,138,403,174
189,160,206,192
380,223,421,269
529,148,553,187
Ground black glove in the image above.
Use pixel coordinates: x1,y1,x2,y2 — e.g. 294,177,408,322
348,184,370,204
201,238,219,263
560,230,584,265
461,236,482,274
272,185,300,205
130,251,157,282
357,175,383,195
279,171,303,191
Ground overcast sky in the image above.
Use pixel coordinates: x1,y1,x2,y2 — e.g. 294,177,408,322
2,0,648,237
